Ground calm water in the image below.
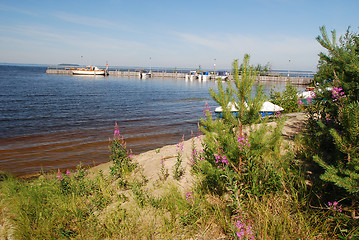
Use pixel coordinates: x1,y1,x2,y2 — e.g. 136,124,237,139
0,65,301,177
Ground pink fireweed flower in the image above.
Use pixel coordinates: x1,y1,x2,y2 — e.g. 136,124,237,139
215,153,229,169
66,170,71,175
114,122,120,140
177,143,183,151
56,169,63,180
203,101,211,116
235,219,255,240
328,201,342,213
186,192,194,202
191,150,204,166
221,155,229,165
177,136,184,152
331,87,346,102
128,149,133,159
190,149,198,166
237,135,250,150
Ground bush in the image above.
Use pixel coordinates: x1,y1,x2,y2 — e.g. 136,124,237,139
198,55,297,200
303,26,359,222
269,81,301,113
109,122,136,178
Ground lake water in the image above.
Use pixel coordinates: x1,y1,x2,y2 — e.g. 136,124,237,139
0,65,304,177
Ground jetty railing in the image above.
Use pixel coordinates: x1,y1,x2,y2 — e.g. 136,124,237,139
46,65,314,84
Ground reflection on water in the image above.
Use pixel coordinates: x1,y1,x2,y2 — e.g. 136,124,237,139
0,65,305,176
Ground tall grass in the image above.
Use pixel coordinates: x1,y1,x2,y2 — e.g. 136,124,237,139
1,133,356,239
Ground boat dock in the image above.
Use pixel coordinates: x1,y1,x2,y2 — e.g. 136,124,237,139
46,66,314,85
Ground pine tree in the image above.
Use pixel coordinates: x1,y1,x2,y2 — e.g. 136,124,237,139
198,55,287,197
307,27,359,213
315,26,359,102
200,54,267,169
313,102,359,194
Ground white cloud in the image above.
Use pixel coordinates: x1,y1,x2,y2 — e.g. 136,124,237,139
0,3,38,16
0,24,145,49
53,12,116,28
52,12,137,34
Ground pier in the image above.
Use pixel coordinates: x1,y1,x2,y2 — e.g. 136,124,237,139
46,66,314,85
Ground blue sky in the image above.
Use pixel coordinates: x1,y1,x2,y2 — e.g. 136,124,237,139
0,0,358,71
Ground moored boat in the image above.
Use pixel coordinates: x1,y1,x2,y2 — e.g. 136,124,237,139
215,102,240,117
185,71,197,81
72,66,108,75
214,71,229,81
139,70,151,78
215,101,284,118
259,101,284,117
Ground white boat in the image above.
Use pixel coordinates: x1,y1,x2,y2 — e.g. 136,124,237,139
185,71,197,81
139,70,151,78
214,71,229,81
215,101,284,118
259,101,284,117
72,66,107,75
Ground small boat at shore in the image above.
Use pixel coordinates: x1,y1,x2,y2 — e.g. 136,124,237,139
298,90,315,105
215,101,284,118
72,66,108,75
259,101,284,117
215,102,240,117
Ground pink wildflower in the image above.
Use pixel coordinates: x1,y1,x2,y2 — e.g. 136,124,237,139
56,169,63,180
190,149,198,166
235,218,255,240
328,201,343,213
331,87,346,102
215,153,229,169
114,122,120,140
203,101,210,116
186,192,194,202
128,149,133,159
237,135,250,150
177,136,184,152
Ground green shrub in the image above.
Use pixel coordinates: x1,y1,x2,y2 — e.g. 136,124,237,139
109,122,136,178
269,80,301,113
305,26,359,203
198,55,296,201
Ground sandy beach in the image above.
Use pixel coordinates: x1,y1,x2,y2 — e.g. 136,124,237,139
90,113,307,190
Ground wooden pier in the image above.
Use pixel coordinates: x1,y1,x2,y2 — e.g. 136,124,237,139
46,66,313,85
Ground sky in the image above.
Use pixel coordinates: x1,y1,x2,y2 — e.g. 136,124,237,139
0,0,358,71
